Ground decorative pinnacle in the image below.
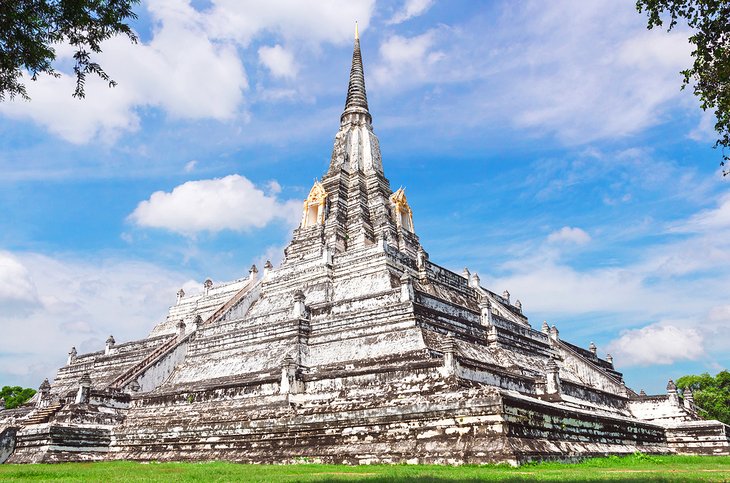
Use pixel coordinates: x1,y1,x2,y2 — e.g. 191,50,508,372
341,23,371,124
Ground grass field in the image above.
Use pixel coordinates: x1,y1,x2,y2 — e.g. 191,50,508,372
1,454,729,482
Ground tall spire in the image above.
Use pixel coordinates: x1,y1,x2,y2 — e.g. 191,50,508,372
341,22,371,125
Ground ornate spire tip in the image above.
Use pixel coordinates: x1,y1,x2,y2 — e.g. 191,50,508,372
355,21,359,40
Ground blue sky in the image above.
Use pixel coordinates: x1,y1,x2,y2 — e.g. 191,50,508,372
1,0,728,394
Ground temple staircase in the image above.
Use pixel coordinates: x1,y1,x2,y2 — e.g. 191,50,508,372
108,278,261,391
23,403,63,426
107,336,181,390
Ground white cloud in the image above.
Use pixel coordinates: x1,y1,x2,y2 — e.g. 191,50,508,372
266,180,282,194
2,0,694,148
547,226,591,245
506,1,693,143
492,259,647,315
128,174,301,235
0,251,41,315
688,109,718,142
373,31,444,86
674,194,730,233
202,0,375,46
387,0,435,25
0,0,376,144
492,213,730,320
0,0,247,144
0,252,196,386
0,246,290,387
484,187,730,372
258,45,298,79
126,2,247,121
0,71,141,144
607,323,704,366
372,0,695,144
635,194,730,278
184,160,198,173
526,147,712,206
617,30,692,69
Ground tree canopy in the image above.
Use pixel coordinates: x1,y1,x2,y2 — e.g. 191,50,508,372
0,386,37,410
636,0,730,174
676,370,730,425
0,0,139,101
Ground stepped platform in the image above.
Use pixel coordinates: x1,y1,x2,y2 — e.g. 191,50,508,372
2,29,728,465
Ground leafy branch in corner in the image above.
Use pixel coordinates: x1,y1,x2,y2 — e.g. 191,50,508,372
636,0,730,175
0,0,140,101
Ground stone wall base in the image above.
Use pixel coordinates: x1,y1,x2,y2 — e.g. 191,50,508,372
5,384,678,465
666,421,730,456
8,424,112,463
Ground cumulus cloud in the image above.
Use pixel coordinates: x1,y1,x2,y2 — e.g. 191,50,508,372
258,45,298,79
202,0,375,45
0,251,41,315
387,0,435,25
0,0,376,144
373,31,444,87
0,247,286,387
492,204,730,321
492,259,647,315
0,252,196,386
547,226,591,245
607,323,704,366
0,2,247,144
128,174,301,235
483,186,730,376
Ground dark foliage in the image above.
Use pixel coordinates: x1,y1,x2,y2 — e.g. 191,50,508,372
0,385,37,409
676,370,730,425
0,0,139,101
636,0,730,174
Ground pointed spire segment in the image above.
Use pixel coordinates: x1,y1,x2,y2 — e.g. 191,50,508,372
341,23,371,125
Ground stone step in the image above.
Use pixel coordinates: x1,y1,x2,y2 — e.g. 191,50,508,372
108,280,261,391
189,320,303,353
53,336,178,395
203,309,291,338
309,304,412,334
23,403,63,425
108,336,181,389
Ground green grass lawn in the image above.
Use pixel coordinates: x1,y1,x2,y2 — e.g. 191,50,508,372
0,454,729,482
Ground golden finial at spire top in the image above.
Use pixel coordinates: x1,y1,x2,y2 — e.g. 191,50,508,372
355,21,359,40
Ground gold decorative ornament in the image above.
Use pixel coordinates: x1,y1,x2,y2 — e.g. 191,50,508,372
390,187,414,232
301,181,328,228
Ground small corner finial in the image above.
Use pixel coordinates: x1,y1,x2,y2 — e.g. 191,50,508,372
355,21,359,40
